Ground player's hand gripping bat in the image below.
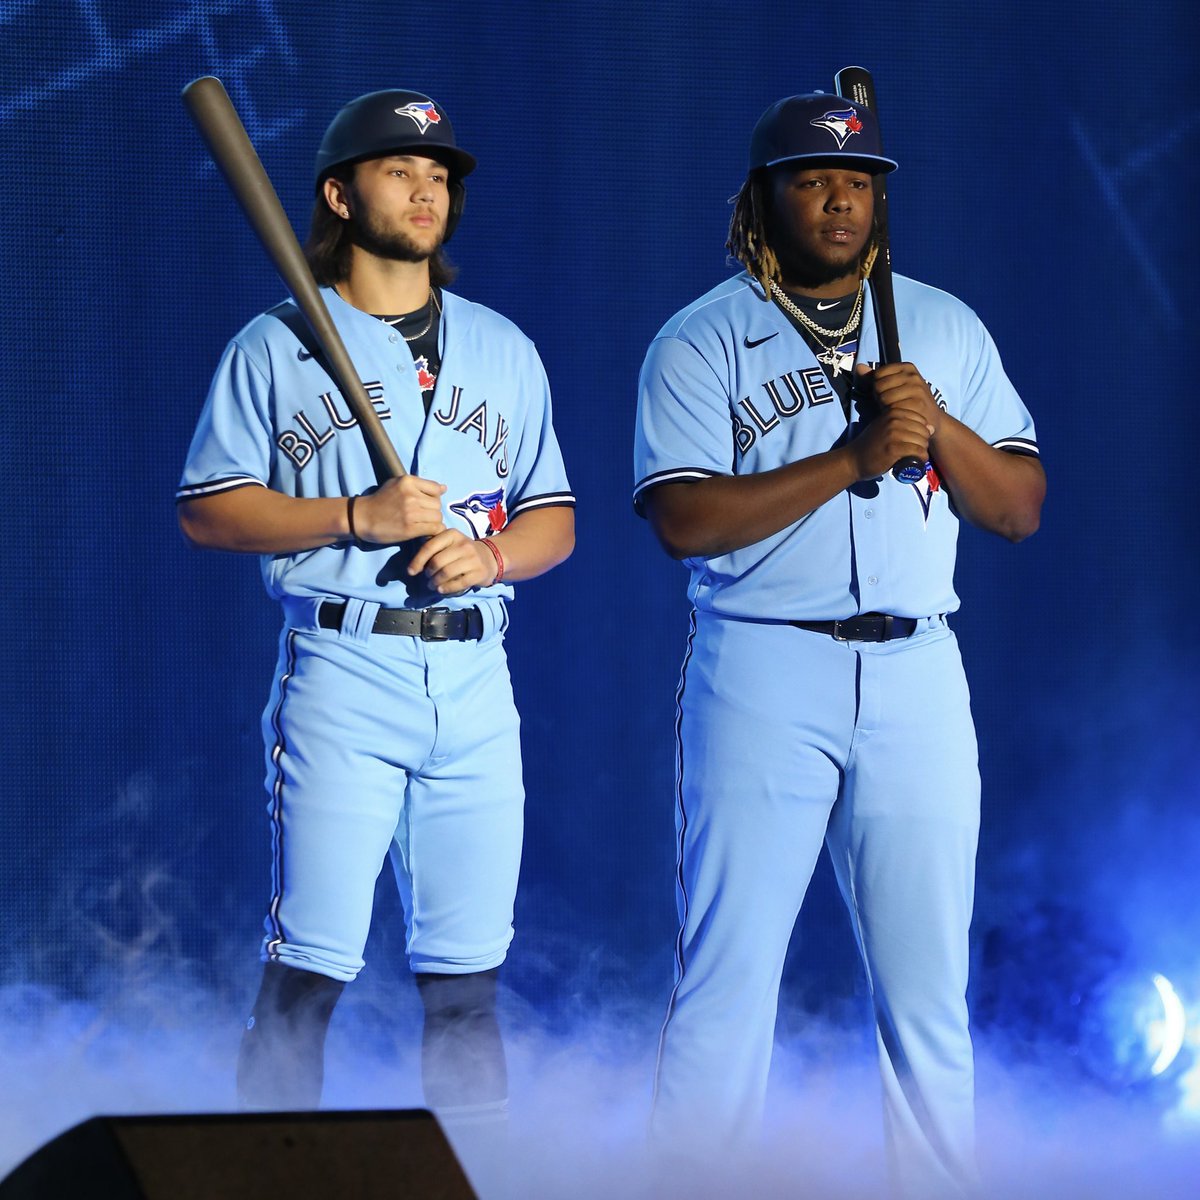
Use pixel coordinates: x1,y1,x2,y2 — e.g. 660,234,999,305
181,76,405,482
834,66,927,486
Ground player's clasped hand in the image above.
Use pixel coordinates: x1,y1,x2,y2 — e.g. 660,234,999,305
850,362,938,481
869,362,943,434
407,529,499,595
354,475,447,544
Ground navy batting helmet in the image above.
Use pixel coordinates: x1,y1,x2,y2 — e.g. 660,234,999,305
749,93,898,175
314,90,477,240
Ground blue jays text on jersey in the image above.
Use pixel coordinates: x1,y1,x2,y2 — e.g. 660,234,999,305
274,377,391,470
634,271,1038,621
178,286,574,612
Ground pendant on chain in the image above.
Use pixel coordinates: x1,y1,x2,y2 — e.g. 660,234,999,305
818,344,855,377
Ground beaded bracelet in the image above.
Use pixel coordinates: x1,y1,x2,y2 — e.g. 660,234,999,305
480,537,505,583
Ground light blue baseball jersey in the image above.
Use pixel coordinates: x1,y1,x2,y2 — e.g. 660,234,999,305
178,286,574,609
634,271,1038,620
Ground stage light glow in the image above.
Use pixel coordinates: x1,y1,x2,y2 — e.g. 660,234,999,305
1074,970,1194,1090
1148,974,1186,1077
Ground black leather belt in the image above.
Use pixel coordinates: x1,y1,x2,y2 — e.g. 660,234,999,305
791,613,918,642
319,602,483,641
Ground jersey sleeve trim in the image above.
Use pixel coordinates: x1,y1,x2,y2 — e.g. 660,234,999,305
992,437,1039,457
632,468,721,515
507,491,576,519
175,477,267,503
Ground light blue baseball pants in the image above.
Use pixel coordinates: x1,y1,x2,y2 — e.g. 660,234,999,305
256,599,524,982
652,610,981,1198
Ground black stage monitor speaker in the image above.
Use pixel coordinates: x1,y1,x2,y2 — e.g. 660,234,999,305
0,1109,478,1199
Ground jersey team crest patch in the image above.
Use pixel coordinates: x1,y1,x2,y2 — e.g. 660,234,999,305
395,101,442,132
451,488,507,539
810,108,865,150
414,355,437,392
912,463,942,523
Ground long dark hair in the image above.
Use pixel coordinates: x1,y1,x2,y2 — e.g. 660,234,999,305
303,169,457,289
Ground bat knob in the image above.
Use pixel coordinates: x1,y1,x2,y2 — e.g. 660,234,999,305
892,457,928,485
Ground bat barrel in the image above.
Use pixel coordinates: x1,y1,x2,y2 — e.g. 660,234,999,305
182,76,406,480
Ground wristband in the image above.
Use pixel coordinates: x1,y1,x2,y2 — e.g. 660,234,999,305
480,536,505,583
346,495,360,543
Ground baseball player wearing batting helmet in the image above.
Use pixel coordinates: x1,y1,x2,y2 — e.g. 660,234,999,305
634,93,1044,1196
178,89,574,1150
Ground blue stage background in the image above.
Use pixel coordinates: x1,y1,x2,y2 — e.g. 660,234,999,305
2,0,1198,1191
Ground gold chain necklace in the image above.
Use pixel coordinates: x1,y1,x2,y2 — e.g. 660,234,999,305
769,279,864,341
383,288,441,342
768,280,864,377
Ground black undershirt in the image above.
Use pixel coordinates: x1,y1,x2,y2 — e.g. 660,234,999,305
372,287,442,415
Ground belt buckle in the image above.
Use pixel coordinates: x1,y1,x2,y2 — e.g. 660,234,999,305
421,608,452,641
831,619,850,642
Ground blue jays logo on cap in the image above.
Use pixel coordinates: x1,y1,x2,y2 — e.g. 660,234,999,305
451,488,508,539
395,101,442,133
810,107,866,150
748,93,898,174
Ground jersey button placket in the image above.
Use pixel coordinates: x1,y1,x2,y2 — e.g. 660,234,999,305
851,491,886,604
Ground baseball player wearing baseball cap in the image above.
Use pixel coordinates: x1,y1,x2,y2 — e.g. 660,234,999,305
177,89,574,1149
634,92,1044,1196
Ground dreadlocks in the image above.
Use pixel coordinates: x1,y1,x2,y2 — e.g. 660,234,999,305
726,170,779,299
726,168,879,298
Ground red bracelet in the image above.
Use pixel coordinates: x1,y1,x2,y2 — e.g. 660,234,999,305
480,537,505,583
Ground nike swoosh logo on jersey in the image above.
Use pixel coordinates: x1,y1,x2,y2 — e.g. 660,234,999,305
743,332,779,348
297,348,314,361
816,300,839,310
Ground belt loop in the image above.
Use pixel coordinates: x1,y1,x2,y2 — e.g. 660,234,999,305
882,614,893,640
344,599,377,643
470,598,505,642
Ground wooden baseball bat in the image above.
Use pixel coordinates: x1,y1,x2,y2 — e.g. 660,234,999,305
833,66,925,484
181,76,406,480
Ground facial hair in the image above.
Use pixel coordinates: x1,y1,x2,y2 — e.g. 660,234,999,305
352,206,443,263
772,234,874,291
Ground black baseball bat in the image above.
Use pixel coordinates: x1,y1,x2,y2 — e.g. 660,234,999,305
834,66,926,485
182,76,406,481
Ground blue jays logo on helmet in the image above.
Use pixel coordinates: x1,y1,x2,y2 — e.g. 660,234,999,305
395,101,442,133
450,488,508,540
809,107,866,150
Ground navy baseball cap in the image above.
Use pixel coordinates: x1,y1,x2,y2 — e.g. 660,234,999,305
314,89,477,190
749,93,898,174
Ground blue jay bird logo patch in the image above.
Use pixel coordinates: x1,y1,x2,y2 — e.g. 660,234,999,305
912,463,942,523
395,102,442,133
810,108,865,150
450,488,507,539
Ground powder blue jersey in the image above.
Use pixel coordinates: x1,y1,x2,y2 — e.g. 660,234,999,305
634,272,1038,620
179,287,573,609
